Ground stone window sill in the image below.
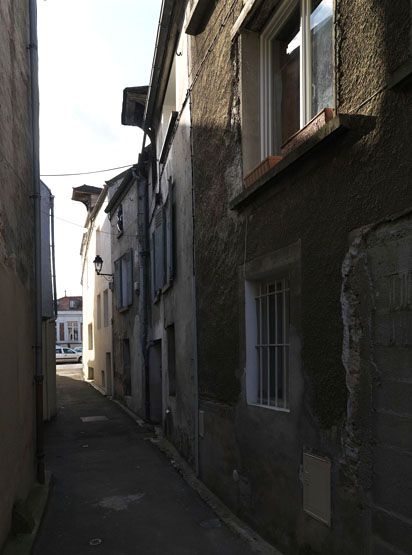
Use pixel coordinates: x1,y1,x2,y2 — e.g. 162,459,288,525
230,115,349,211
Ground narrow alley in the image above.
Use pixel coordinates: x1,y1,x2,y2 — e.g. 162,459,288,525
2,2,412,554
32,366,256,555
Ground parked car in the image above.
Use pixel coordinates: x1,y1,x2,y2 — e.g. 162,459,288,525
55,346,82,363
73,346,82,361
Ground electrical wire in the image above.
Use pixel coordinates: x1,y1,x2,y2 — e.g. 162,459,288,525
43,210,139,239
40,163,134,177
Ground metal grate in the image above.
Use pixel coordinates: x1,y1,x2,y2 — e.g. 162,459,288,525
255,278,290,409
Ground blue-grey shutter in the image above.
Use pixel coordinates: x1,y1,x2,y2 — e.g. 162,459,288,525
166,187,175,283
126,250,133,306
114,259,121,309
150,232,156,299
154,210,164,292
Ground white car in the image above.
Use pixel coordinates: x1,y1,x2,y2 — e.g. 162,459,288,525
55,346,82,363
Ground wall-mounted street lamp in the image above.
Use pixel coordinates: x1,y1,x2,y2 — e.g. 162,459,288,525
93,255,113,282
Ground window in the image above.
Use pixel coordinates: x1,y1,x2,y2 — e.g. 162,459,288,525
67,321,79,341
103,289,109,327
167,324,176,396
69,298,81,309
151,189,175,299
59,322,65,341
96,294,102,329
88,323,93,350
114,251,133,310
245,278,290,410
122,338,132,395
117,204,124,234
165,186,176,285
261,0,334,157
151,210,165,297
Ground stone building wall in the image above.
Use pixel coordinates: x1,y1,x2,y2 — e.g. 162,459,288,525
108,177,145,416
189,1,412,553
0,0,37,548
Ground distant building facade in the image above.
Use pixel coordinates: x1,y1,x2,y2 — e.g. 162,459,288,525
73,185,113,395
56,296,83,348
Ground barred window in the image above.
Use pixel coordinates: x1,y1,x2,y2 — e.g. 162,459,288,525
245,278,290,410
255,279,290,409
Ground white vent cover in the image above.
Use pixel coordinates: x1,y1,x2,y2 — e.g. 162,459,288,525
303,452,331,526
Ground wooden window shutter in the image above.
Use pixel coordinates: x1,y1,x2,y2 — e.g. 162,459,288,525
114,259,121,309
154,210,164,292
166,192,175,284
126,250,133,306
150,232,156,299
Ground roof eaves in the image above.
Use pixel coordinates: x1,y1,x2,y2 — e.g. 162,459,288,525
89,185,108,223
143,0,187,132
121,86,149,128
105,168,135,215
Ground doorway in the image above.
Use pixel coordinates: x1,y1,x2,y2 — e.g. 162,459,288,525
148,341,162,423
105,352,112,396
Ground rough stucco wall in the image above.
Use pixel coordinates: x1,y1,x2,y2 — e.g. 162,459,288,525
190,1,412,553
0,0,36,548
191,0,244,405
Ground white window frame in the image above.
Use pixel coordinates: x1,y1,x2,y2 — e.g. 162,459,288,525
260,0,334,158
67,320,79,342
245,277,290,411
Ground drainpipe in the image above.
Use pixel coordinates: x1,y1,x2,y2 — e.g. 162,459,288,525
29,0,45,485
133,161,151,421
188,93,199,477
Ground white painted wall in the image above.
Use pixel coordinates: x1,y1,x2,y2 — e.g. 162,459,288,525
81,196,113,395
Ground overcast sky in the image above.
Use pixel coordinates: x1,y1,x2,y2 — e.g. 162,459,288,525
38,0,161,298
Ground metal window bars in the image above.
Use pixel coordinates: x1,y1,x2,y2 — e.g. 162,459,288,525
255,278,290,409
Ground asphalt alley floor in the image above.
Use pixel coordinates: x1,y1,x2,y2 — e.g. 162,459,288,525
33,368,254,555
